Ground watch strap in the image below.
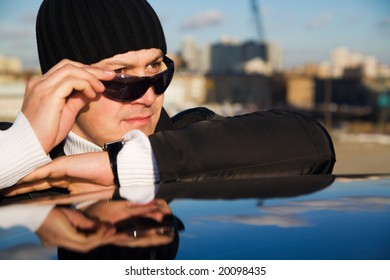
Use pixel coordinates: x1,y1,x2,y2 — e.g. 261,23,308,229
103,140,124,187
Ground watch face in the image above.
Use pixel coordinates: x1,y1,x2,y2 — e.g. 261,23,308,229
103,140,124,151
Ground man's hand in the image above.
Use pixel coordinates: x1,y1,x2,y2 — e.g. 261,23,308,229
22,59,115,154
3,152,116,196
36,207,119,252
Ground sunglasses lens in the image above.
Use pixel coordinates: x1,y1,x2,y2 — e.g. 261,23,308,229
153,72,172,94
103,56,174,102
104,80,149,102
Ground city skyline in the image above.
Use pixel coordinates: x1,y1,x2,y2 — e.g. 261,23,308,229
0,0,389,69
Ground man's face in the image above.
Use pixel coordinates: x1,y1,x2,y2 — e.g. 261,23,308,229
72,48,165,146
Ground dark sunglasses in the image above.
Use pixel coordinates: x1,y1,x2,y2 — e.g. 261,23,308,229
114,214,185,237
103,56,174,102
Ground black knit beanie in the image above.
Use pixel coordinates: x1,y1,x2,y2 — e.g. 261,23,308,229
36,0,167,74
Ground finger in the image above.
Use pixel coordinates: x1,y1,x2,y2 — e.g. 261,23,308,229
2,180,54,196
37,207,116,252
58,210,117,252
58,76,100,99
36,72,102,102
20,156,72,182
123,201,161,216
19,153,115,192
44,59,86,75
61,208,98,228
25,68,108,106
142,211,164,222
59,226,117,253
60,90,99,124
30,66,114,106
44,59,115,83
19,164,54,183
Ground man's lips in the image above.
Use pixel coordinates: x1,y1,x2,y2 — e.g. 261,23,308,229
122,115,152,123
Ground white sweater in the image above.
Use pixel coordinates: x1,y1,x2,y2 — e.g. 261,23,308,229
0,112,159,231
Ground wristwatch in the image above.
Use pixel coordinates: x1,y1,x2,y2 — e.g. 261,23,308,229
103,140,124,187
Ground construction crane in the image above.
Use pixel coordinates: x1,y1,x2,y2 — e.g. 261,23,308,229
249,0,265,43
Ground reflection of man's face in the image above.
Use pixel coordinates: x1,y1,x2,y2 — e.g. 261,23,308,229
72,48,165,146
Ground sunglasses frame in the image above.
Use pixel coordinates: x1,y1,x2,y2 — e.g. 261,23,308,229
103,56,174,102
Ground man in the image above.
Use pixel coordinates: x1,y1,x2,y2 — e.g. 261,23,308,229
0,0,171,202
0,0,335,248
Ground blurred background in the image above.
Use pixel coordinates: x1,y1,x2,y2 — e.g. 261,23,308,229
0,0,389,175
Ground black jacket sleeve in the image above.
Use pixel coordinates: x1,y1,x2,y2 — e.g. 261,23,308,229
149,108,336,183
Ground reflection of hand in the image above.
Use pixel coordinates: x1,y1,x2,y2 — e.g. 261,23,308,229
84,200,166,223
3,152,116,196
84,199,175,248
36,207,117,252
22,60,115,154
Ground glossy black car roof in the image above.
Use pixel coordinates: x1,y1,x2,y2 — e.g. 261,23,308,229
1,174,389,260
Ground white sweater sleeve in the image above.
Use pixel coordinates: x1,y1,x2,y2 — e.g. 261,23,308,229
117,130,160,203
0,204,54,232
0,112,51,189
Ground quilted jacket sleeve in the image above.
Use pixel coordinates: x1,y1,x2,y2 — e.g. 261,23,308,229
149,108,336,183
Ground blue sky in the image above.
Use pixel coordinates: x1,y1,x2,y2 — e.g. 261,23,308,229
0,0,389,69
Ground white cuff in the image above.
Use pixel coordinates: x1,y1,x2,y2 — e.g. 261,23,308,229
0,112,51,189
0,204,54,232
117,130,160,203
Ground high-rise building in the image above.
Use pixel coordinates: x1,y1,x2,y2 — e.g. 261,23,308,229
209,40,242,73
208,40,282,75
331,47,349,78
265,42,283,71
331,47,380,78
182,38,200,72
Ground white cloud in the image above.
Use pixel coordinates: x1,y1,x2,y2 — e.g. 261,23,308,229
221,215,310,228
181,9,226,30
193,195,390,229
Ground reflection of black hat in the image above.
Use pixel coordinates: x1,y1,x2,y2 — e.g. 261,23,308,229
36,0,167,74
